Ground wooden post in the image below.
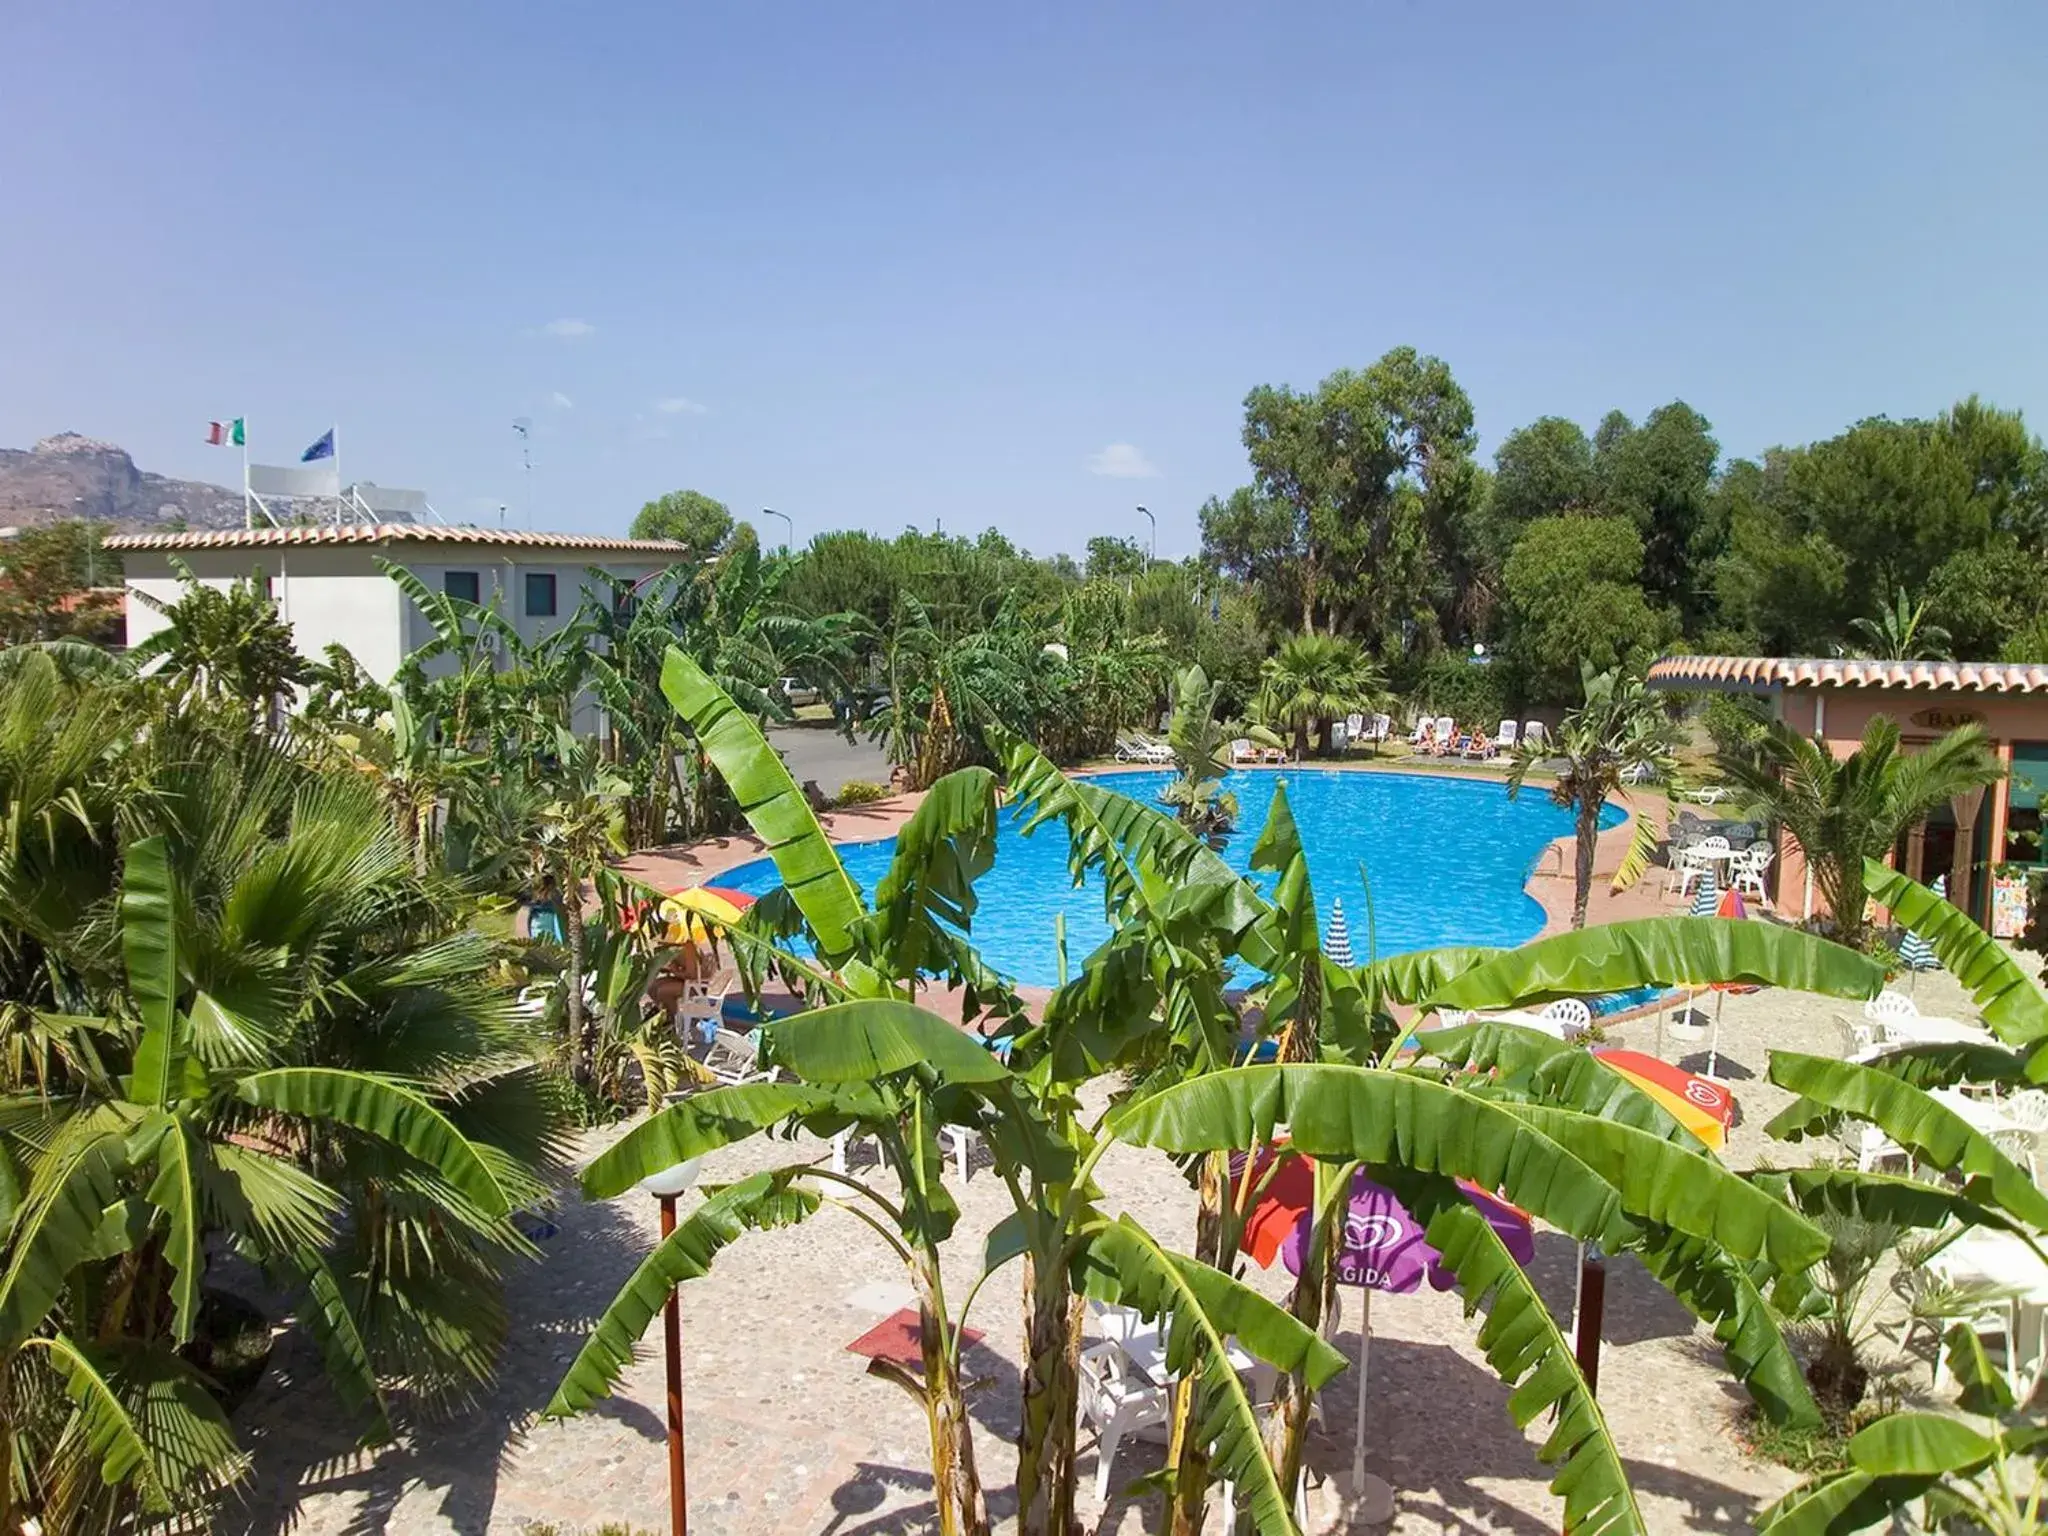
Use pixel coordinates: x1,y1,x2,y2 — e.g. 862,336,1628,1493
659,1194,688,1536
1574,1248,1606,1398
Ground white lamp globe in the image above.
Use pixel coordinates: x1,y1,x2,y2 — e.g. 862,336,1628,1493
637,1158,703,1198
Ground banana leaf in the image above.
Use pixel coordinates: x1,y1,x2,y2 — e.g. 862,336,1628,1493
1107,1065,1632,1250
1628,1224,1821,1427
1765,1052,2048,1229
1360,946,1504,1008
1499,1103,1826,1272
1428,917,1883,1012
580,1081,877,1200
1074,1215,1343,1536
121,835,181,1108
1387,1169,1646,1534
660,648,865,962
860,767,999,982
545,1168,820,1417
765,999,1013,1086
1864,859,2048,1049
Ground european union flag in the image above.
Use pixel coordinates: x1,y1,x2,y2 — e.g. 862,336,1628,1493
300,428,335,463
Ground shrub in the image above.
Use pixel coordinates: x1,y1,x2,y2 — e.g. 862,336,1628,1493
1409,650,1506,729
835,779,891,807
1700,693,1771,757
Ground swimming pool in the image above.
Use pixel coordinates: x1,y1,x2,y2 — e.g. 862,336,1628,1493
716,769,1620,988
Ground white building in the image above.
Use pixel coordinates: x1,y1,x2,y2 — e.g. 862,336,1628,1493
106,524,688,713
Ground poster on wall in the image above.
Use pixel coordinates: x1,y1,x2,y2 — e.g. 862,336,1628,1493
1992,875,2031,940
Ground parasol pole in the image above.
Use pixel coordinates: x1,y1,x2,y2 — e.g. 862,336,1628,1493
1354,1287,1370,1492
1707,989,1725,1080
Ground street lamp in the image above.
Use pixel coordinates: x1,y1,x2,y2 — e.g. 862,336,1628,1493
1136,504,1155,563
637,1155,703,1536
761,507,793,550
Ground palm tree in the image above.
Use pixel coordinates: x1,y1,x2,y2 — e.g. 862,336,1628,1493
1506,663,1678,929
0,707,569,1532
1849,586,1951,662
1252,633,1381,757
1717,715,2003,949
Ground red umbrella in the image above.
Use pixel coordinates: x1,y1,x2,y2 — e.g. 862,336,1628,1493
699,885,756,909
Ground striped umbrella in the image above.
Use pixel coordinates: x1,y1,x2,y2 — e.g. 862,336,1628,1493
1689,871,1721,918
1900,877,1948,992
1325,898,1355,967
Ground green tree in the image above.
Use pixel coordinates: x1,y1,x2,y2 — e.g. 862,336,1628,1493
1252,633,1381,757
1225,347,1477,646
1924,540,2048,659
0,521,120,644
1716,403,2046,655
1593,403,1720,627
1500,516,1670,705
1481,415,1596,564
1506,663,1679,928
1083,534,1146,581
1717,716,2004,949
629,488,735,554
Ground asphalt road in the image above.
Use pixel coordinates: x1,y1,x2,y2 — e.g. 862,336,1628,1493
767,723,893,798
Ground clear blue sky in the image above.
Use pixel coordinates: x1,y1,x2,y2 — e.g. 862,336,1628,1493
4,4,2043,557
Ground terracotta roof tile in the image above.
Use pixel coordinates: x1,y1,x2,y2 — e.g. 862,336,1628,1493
103,523,689,555
1647,654,2048,694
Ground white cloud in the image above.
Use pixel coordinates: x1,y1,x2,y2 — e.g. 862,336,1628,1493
653,396,709,416
540,318,594,340
1086,442,1161,479
548,391,575,410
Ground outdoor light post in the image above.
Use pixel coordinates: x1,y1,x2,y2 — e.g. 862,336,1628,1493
1136,503,1155,562
638,1157,703,1536
761,506,793,550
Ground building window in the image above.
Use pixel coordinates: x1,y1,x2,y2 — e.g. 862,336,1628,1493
524,571,558,618
444,570,481,604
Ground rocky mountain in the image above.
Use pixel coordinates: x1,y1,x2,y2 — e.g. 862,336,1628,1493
0,433,249,532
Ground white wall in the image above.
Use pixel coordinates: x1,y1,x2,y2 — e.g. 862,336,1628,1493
123,545,675,725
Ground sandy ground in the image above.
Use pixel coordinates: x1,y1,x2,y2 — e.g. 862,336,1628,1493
226,761,2009,1535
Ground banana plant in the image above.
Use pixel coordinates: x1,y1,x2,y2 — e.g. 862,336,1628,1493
1109,1059,1837,1535
0,835,518,1532
381,560,521,750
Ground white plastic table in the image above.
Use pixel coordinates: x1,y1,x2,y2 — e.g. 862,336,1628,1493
1931,1229,2048,1396
1928,1086,2020,1136
1881,1014,1996,1047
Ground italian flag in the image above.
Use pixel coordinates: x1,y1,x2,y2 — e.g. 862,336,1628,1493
205,418,245,446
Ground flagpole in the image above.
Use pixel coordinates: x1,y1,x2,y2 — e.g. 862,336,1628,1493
242,418,252,529
332,424,342,526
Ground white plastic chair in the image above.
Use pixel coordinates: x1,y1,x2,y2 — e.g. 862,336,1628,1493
831,1123,976,1183
1521,720,1547,751
1864,991,1922,1038
698,1027,779,1087
1672,837,1731,901
1733,843,1775,905
1081,1337,1171,1503
1541,998,1594,1038
1493,719,1518,751
1432,716,1455,754
677,971,736,1048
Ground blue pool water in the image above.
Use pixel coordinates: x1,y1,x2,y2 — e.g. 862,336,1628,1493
718,769,1619,988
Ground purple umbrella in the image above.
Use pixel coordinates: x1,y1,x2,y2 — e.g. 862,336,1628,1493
1270,1168,1536,1513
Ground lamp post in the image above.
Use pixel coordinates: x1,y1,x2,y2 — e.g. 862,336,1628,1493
1136,504,1155,563
637,1156,703,1536
761,507,793,550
